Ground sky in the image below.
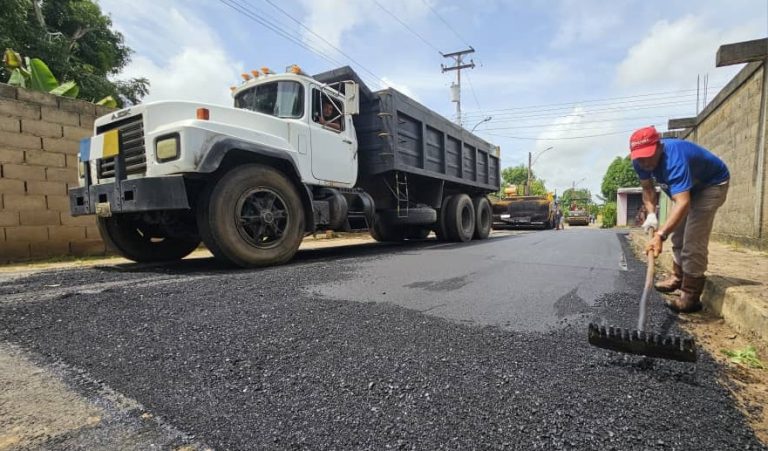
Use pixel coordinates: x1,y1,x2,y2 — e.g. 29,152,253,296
98,0,767,200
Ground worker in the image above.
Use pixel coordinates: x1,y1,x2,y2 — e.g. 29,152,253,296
629,126,730,313
318,100,341,131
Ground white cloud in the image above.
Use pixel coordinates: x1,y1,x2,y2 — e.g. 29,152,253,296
298,0,431,53
488,107,630,200
380,76,419,101
99,0,243,106
615,15,763,91
551,0,625,48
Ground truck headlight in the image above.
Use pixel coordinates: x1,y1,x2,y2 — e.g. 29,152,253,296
156,134,180,162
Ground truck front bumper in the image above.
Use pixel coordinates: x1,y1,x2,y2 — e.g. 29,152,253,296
69,175,190,217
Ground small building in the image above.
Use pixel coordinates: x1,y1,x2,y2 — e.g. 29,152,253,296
616,186,669,227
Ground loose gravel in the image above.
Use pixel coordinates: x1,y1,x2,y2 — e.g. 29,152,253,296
1,234,765,450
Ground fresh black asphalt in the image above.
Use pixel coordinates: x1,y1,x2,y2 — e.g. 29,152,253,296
1,229,765,450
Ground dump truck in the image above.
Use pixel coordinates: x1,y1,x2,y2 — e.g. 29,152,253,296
491,188,555,229
69,65,500,267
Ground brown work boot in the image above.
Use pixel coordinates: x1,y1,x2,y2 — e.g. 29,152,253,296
666,274,706,313
655,262,683,293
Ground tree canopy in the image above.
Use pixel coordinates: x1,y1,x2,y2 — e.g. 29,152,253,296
0,0,148,106
501,164,548,196
601,156,640,202
559,188,591,210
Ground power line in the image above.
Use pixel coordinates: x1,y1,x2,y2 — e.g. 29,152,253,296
459,97,704,121
458,100,700,124
465,72,481,110
371,0,442,54
262,0,388,89
459,86,723,119
420,0,472,48
218,0,345,68
484,126,664,141
477,113,691,131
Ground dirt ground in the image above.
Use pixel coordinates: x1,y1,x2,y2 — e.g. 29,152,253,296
629,233,768,443
678,313,768,443
0,343,102,449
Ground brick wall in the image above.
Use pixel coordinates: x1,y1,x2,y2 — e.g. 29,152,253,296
683,62,768,249
0,83,115,263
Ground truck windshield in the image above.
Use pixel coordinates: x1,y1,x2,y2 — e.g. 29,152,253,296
235,81,304,118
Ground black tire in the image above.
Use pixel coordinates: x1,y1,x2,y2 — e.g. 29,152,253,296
435,195,453,241
377,207,437,226
196,164,304,267
370,215,406,242
472,196,492,240
97,215,200,263
445,194,475,242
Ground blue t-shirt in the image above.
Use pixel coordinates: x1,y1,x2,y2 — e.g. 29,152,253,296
633,139,729,196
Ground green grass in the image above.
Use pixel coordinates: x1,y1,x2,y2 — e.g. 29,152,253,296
722,346,766,369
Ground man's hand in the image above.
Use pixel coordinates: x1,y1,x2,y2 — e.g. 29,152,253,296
645,233,663,257
642,212,658,232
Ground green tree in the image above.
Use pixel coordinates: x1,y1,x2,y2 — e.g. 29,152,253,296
500,164,547,196
601,156,640,202
0,0,148,106
559,188,591,213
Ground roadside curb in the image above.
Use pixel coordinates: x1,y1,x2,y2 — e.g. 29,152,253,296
627,229,768,345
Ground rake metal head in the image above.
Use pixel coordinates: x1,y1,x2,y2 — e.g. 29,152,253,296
588,323,697,363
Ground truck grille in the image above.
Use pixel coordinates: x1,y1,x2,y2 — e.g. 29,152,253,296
96,115,146,179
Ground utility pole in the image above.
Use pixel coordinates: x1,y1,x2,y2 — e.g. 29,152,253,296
527,152,532,195
441,47,475,127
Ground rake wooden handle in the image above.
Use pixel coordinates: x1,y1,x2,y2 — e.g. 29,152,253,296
637,227,656,331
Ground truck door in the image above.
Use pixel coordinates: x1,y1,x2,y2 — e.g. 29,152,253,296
309,87,356,185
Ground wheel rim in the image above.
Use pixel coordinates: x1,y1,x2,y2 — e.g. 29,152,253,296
234,187,290,249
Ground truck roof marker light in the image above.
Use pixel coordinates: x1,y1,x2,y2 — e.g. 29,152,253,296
241,73,251,81
250,70,260,78
196,108,210,120
261,66,272,75
288,64,302,74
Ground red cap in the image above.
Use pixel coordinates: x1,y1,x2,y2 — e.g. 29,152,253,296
629,126,660,160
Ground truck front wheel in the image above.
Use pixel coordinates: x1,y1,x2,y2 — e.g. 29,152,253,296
197,164,304,267
97,215,200,263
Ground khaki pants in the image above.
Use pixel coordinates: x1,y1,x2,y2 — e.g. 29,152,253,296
670,183,729,277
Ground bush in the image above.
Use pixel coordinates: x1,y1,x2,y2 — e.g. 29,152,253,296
601,202,617,228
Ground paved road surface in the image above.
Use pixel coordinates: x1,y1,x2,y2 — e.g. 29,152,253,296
1,228,765,450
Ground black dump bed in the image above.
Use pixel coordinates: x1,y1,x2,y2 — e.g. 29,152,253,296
314,67,500,193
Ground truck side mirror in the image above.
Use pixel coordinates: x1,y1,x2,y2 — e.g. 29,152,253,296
343,81,359,115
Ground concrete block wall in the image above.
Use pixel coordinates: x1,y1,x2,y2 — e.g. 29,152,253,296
0,83,115,263
685,62,768,249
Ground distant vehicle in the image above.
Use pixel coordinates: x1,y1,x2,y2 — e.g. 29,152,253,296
491,188,556,229
566,208,590,226
69,65,501,267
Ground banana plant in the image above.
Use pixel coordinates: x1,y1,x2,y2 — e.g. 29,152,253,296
3,48,78,97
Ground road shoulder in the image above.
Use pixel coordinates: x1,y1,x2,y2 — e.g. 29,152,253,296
628,229,768,443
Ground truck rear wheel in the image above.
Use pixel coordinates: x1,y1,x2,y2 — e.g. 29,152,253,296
472,196,492,240
445,194,475,242
97,215,200,263
197,164,304,267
